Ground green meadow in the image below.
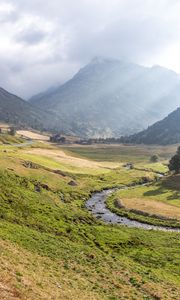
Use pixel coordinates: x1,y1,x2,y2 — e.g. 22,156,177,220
0,135,179,299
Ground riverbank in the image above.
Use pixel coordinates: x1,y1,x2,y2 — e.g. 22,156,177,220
86,186,180,231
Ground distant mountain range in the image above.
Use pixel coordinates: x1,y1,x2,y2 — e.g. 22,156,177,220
1,57,180,141
120,107,180,145
29,57,180,138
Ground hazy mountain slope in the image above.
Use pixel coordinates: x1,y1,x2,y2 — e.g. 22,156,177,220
29,85,60,104
120,107,180,145
0,87,69,132
29,57,180,137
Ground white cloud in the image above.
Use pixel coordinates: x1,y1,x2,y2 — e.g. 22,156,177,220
0,0,180,97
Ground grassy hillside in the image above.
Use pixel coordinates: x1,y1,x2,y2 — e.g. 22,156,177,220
120,107,180,145
0,87,71,133
0,133,24,145
0,141,179,299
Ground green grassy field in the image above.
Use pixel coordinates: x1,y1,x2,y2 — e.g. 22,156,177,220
0,133,24,144
0,136,179,299
62,143,178,163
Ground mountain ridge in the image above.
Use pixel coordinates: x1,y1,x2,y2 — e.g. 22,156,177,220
29,57,180,138
120,107,180,145
0,86,71,133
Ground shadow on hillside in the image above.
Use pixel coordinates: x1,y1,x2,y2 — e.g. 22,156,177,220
143,176,180,201
163,175,180,190
143,186,167,197
166,191,180,200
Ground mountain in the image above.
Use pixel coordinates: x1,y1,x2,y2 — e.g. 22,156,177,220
120,107,180,145
29,85,60,104
0,87,69,132
29,57,180,138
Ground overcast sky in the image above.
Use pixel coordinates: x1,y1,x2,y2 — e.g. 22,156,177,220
1,0,180,98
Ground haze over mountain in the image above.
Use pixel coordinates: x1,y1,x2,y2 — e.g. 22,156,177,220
29,85,60,104
29,57,180,138
120,107,180,145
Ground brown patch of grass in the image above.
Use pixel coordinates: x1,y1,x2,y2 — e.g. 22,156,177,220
0,282,21,300
119,198,180,220
17,130,49,141
24,148,118,170
0,123,10,128
0,240,102,300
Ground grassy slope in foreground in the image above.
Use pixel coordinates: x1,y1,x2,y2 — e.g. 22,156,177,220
0,140,179,299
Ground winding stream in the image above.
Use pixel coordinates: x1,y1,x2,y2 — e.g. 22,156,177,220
86,187,180,232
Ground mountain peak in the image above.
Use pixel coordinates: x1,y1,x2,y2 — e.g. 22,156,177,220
90,56,120,65
151,64,179,76
29,58,180,138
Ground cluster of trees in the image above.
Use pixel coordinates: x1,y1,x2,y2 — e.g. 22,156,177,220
169,146,180,174
75,137,123,145
75,139,93,145
49,134,66,143
149,148,180,174
150,154,159,162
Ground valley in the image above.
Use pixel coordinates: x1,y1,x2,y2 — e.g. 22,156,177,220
1,2,180,300
1,57,180,144
0,131,179,299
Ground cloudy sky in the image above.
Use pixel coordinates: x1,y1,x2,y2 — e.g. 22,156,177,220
1,0,180,98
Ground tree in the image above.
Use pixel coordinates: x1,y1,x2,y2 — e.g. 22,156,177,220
150,154,159,163
168,146,180,174
9,127,16,136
